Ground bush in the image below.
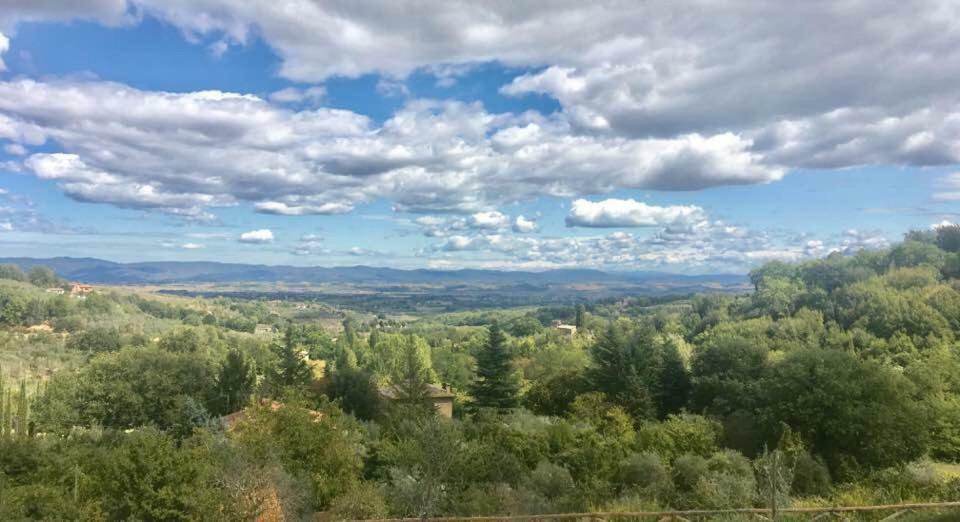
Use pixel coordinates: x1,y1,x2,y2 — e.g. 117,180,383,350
330,482,389,520
791,452,831,497
616,453,674,501
636,414,722,461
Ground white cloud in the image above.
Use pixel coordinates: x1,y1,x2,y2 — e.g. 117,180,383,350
239,228,273,243
0,221,12,231
268,86,326,104
933,173,960,202
207,40,229,58
468,211,509,230
566,198,706,228
0,79,780,219
2,2,954,176
0,32,8,71
180,242,203,249
931,220,956,229
3,143,26,155
512,215,538,233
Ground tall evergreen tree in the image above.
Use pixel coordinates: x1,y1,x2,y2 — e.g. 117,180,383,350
575,304,586,330
588,323,630,397
268,329,312,390
368,327,380,351
392,335,432,402
214,349,255,415
657,342,692,418
469,322,519,412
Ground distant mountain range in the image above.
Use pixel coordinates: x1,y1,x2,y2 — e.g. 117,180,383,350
0,256,748,288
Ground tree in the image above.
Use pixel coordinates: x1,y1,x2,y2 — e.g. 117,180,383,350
759,349,931,477
328,366,381,420
657,342,691,418
33,347,216,432
368,327,380,351
392,335,433,402
588,323,630,398
268,329,313,390
469,322,519,412
575,304,586,330
158,329,203,353
66,326,122,353
936,224,960,252
214,349,255,415
0,264,26,282
27,266,60,288
690,336,767,416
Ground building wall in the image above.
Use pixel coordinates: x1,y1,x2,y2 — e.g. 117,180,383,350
434,398,454,418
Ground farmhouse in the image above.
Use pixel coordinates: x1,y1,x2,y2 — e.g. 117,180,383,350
254,324,274,335
379,383,455,418
70,284,94,297
551,320,577,336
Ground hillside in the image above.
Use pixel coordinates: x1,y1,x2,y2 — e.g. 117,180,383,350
0,257,747,287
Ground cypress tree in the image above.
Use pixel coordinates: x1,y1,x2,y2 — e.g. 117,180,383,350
657,342,691,417
368,327,380,351
469,321,519,412
16,379,28,437
392,335,431,402
0,368,6,438
215,349,255,415
269,329,312,389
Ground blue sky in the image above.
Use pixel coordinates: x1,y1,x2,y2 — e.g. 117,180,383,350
0,2,958,273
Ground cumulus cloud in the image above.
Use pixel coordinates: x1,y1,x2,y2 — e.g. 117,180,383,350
566,198,706,228
468,211,509,230
180,242,203,249
2,2,953,178
239,228,273,243
0,221,12,232
0,79,780,219
1,2,959,174
512,215,538,233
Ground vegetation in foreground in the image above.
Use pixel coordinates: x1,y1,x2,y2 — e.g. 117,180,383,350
2,227,960,520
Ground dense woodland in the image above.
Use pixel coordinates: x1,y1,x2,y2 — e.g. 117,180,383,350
3,228,960,520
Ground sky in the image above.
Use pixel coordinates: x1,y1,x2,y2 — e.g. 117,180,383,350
0,1,958,273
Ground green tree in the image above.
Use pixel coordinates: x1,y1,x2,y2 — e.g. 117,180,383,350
469,322,519,412
759,349,931,477
66,327,122,353
214,349,255,415
267,329,313,390
575,304,586,330
33,347,216,432
27,266,61,288
392,335,433,402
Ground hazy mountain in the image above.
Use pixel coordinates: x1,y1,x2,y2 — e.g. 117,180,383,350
0,257,748,287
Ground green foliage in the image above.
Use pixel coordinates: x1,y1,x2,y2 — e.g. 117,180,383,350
33,347,216,432
469,322,519,412
233,400,365,509
760,349,931,477
266,329,313,390
636,414,722,462
327,366,381,420
690,336,767,415
67,326,122,353
213,349,255,415
522,370,588,416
